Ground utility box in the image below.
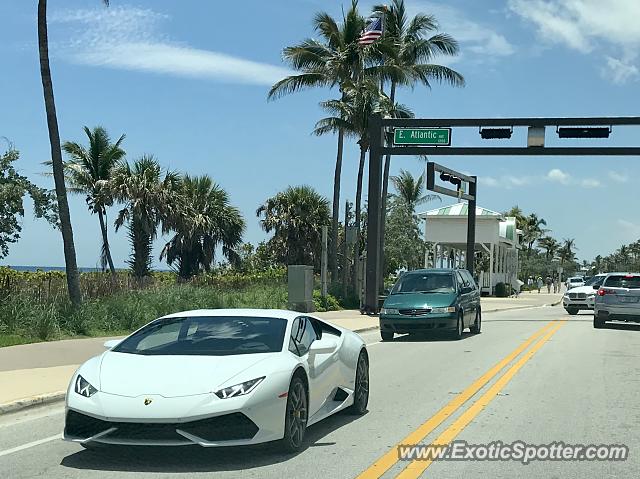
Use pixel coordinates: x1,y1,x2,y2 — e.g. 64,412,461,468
288,265,315,313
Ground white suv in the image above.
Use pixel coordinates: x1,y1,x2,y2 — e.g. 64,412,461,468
565,276,586,290
563,274,607,315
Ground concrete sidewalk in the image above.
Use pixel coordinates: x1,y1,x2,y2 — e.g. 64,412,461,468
0,293,561,413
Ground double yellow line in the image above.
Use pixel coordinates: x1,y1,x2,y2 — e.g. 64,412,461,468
357,318,567,479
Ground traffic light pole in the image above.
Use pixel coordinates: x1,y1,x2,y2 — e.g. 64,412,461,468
466,177,477,275
362,115,640,315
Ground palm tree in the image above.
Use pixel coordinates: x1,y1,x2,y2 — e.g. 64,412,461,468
390,169,440,215
37,0,110,304
268,1,365,283
538,236,559,261
109,156,180,279
257,185,330,268
372,0,464,273
161,175,245,279
314,79,412,279
61,127,125,276
522,213,548,256
558,238,577,265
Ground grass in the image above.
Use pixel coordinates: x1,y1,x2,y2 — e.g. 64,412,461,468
0,282,288,347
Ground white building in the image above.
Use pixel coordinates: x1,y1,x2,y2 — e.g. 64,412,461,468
418,203,522,295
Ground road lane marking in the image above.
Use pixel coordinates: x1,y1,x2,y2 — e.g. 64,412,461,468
0,433,61,457
396,320,567,478
355,319,559,479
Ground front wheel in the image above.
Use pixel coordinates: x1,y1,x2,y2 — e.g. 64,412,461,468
470,309,482,334
381,330,394,341
280,376,308,453
347,350,369,415
451,313,464,340
567,308,579,315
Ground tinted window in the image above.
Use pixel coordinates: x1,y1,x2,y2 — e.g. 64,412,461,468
113,316,287,356
604,275,640,289
584,276,605,287
289,317,317,356
391,273,455,294
456,272,468,289
462,270,477,289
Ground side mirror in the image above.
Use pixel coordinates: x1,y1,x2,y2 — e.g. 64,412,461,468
103,339,120,349
383,289,390,296
461,286,473,294
309,336,338,355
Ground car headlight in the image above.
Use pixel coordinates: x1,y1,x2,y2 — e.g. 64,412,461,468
431,306,457,313
74,375,98,397
381,308,399,315
214,377,265,399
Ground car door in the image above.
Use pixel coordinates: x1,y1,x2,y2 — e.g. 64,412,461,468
463,270,481,320
456,271,473,327
289,316,337,417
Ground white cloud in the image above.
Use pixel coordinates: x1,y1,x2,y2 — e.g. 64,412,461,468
617,219,640,238
508,0,640,84
481,176,499,187
49,6,292,86
605,56,640,84
580,178,601,188
608,171,629,183
406,2,515,63
547,168,569,184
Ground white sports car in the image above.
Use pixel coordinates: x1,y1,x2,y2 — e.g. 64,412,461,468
64,309,369,452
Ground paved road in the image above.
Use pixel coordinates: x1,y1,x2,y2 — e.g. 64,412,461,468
1,305,639,478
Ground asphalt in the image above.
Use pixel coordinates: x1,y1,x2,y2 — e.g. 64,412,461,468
3,304,637,478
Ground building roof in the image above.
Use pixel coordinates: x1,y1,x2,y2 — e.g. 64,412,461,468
419,203,504,219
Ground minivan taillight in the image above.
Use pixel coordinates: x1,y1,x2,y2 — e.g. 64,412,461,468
597,288,616,296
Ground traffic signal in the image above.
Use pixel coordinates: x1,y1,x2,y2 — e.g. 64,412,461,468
440,172,462,186
479,127,512,139
557,127,611,138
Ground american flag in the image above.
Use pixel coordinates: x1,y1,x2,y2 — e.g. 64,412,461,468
358,16,383,46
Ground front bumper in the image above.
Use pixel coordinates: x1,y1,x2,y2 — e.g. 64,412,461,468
380,313,457,334
64,379,288,447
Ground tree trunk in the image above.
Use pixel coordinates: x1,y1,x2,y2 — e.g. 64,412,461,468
38,0,82,306
329,129,344,284
354,145,366,292
129,215,152,279
379,81,396,289
98,209,116,277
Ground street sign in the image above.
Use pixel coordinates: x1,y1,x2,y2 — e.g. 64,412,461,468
394,128,451,146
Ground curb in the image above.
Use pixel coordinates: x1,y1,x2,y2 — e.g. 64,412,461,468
0,391,66,416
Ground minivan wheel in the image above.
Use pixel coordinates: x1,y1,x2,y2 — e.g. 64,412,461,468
470,309,482,334
451,313,464,340
381,330,394,341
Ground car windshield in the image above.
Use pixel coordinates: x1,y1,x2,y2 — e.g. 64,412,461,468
391,273,455,294
112,316,288,356
604,275,640,289
570,278,583,283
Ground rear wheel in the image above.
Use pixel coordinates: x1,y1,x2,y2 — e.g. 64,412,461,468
280,376,308,453
594,317,605,329
347,351,369,415
470,309,482,334
380,330,394,341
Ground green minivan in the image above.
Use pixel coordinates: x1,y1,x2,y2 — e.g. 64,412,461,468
379,268,481,341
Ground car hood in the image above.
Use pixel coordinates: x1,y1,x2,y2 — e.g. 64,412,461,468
98,351,272,398
565,285,596,294
384,292,457,309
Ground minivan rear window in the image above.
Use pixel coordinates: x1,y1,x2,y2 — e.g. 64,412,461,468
604,275,640,289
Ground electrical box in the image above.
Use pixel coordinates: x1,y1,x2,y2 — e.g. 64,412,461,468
288,265,315,313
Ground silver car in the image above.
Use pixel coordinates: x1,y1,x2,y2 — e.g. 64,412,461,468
594,273,640,328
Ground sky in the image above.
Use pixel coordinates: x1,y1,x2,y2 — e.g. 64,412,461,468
1,0,639,269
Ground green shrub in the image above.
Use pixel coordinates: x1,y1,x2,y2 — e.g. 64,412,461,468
495,282,512,297
313,290,341,312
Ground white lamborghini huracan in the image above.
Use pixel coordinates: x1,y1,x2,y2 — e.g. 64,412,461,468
64,309,369,452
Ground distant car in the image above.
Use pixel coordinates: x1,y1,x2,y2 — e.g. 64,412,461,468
64,309,369,452
594,274,640,328
379,268,481,341
562,274,607,314
565,276,586,290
